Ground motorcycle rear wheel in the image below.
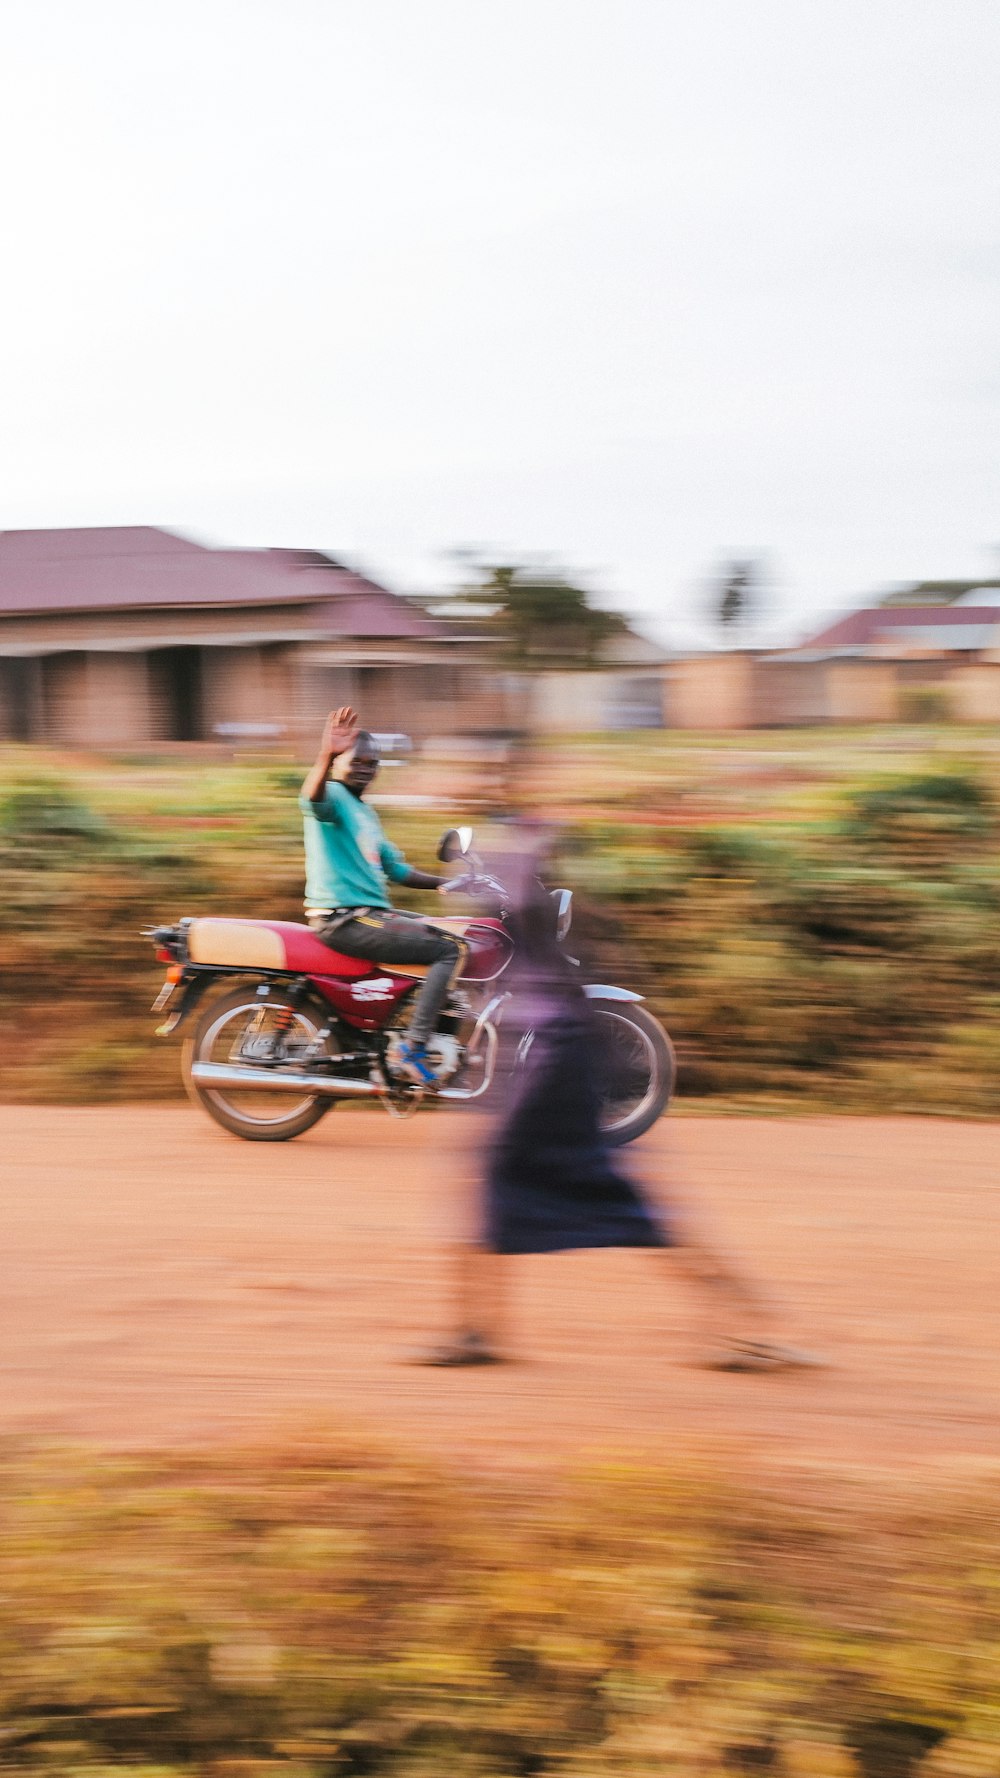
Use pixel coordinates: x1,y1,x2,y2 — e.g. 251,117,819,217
182,984,336,1141
588,999,675,1146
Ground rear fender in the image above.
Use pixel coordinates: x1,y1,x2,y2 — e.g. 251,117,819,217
155,968,221,1037
583,984,644,1004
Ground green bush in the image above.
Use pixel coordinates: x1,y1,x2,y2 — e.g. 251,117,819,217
898,685,953,723
0,776,109,843
562,769,1000,1106
843,772,994,866
4,746,1000,1110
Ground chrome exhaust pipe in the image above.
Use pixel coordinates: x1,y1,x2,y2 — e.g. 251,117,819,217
189,1061,385,1098
437,1077,493,1102
191,1014,501,1103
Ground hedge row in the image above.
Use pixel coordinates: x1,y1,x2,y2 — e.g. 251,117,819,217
565,769,1000,1111
3,747,1000,1110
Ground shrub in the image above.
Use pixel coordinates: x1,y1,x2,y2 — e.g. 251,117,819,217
898,685,953,723
5,745,1000,1110
562,807,1000,1105
843,773,994,866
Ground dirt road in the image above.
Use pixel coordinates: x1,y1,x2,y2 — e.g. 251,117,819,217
3,1106,997,1469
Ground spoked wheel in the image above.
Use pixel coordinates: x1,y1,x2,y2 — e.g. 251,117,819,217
588,999,675,1146
182,984,337,1141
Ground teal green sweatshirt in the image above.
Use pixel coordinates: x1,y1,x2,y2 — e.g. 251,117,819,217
299,782,410,912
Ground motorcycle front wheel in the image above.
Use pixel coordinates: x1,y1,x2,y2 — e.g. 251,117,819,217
182,983,336,1141
588,998,675,1146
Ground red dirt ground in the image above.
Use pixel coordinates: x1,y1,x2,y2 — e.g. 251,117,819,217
3,1106,998,1471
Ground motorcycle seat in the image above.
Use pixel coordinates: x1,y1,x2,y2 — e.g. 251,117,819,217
186,917,372,978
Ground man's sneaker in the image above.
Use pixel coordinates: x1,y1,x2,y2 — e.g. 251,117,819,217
394,1040,439,1088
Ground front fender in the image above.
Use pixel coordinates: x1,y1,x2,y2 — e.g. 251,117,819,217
583,984,644,1004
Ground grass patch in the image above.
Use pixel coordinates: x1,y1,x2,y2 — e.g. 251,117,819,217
0,1440,998,1775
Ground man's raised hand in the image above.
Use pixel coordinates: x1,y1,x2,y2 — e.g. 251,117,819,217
322,706,359,758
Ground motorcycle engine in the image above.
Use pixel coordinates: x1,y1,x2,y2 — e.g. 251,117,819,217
386,1030,463,1084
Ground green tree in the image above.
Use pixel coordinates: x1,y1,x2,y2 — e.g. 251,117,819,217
715,558,758,633
460,560,630,667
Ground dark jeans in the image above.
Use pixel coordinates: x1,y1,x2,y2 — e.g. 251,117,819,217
309,909,464,1046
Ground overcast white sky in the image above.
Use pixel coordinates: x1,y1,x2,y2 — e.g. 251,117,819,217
1,0,998,642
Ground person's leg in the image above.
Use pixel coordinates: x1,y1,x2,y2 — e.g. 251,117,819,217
455,1245,509,1347
653,1239,772,1345
412,1244,511,1365
637,1136,820,1370
409,1111,512,1366
403,943,463,1047
318,913,464,1048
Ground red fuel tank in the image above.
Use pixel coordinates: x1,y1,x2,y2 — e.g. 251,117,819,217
459,918,515,982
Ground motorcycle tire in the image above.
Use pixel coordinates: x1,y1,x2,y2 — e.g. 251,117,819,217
587,998,675,1147
182,983,336,1142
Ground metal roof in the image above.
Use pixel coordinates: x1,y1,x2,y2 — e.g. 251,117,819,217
801,604,1000,651
884,623,1000,652
0,526,440,639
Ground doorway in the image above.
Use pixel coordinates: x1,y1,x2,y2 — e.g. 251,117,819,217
149,648,204,741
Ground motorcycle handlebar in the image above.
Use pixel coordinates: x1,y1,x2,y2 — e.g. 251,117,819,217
441,871,507,902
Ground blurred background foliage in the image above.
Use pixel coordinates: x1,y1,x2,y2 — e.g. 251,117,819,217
3,731,1000,1110
445,556,632,666
1,1441,999,1776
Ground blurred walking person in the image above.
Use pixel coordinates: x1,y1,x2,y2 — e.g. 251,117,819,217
415,830,817,1371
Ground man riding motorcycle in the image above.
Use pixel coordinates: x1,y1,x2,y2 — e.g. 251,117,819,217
299,707,463,1087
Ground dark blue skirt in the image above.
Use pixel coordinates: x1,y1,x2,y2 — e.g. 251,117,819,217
483,1000,670,1256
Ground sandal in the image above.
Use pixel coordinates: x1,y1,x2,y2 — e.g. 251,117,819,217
408,1331,505,1367
702,1339,824,1373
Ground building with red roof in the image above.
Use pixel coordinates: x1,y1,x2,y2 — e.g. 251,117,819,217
797,601,1000,657
667,588,1000,729
0,526,498,745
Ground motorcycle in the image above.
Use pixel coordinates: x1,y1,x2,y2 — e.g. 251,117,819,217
144,826,675,1146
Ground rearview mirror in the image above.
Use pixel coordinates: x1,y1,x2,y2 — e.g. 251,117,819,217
437,825,474,862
